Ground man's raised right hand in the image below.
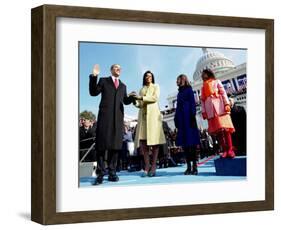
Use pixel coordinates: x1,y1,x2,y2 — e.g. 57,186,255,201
92,64,100,77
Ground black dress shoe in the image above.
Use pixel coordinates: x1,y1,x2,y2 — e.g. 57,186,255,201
184,169,192,175
108,174,119,182
191,168,198,175
93,175,103,185
191,161,198,175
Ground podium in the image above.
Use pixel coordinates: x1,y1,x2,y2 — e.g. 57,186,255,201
214,156,246,176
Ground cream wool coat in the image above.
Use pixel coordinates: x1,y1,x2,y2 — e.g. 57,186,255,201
134,83,166,148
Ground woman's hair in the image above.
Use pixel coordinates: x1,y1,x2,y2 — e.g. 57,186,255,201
202,69,216,80
177,74,191,87
142,70,155,86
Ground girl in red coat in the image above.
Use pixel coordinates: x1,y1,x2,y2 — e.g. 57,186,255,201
200,69,235,158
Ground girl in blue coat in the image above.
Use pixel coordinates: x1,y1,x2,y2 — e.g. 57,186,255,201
174,74,200,175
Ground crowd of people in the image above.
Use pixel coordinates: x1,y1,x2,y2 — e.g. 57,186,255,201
79,64,247,185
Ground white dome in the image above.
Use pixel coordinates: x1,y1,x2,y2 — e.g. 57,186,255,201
193,48,235,82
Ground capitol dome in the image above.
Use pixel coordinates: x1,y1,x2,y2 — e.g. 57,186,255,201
193,48,235,82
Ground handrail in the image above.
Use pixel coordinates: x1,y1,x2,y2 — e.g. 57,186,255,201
79,137,96,163
80,137,95,142
80,142,96,163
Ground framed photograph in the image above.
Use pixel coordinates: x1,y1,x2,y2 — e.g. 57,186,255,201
31,4,274,225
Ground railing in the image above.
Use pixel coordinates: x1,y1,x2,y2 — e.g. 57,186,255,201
79,137,96,163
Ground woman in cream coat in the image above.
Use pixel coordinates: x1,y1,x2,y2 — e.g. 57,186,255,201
133,71,166,177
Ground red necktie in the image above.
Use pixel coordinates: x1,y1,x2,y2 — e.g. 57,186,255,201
114,78,119,89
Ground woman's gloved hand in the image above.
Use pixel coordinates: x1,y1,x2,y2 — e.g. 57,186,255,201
225,104,231,113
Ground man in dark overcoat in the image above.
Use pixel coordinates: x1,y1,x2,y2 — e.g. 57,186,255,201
89,64,135,185
229,98,247,155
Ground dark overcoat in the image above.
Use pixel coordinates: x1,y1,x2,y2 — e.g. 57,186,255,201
174,86,200,147
89,75,133,151
230,104,247,154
